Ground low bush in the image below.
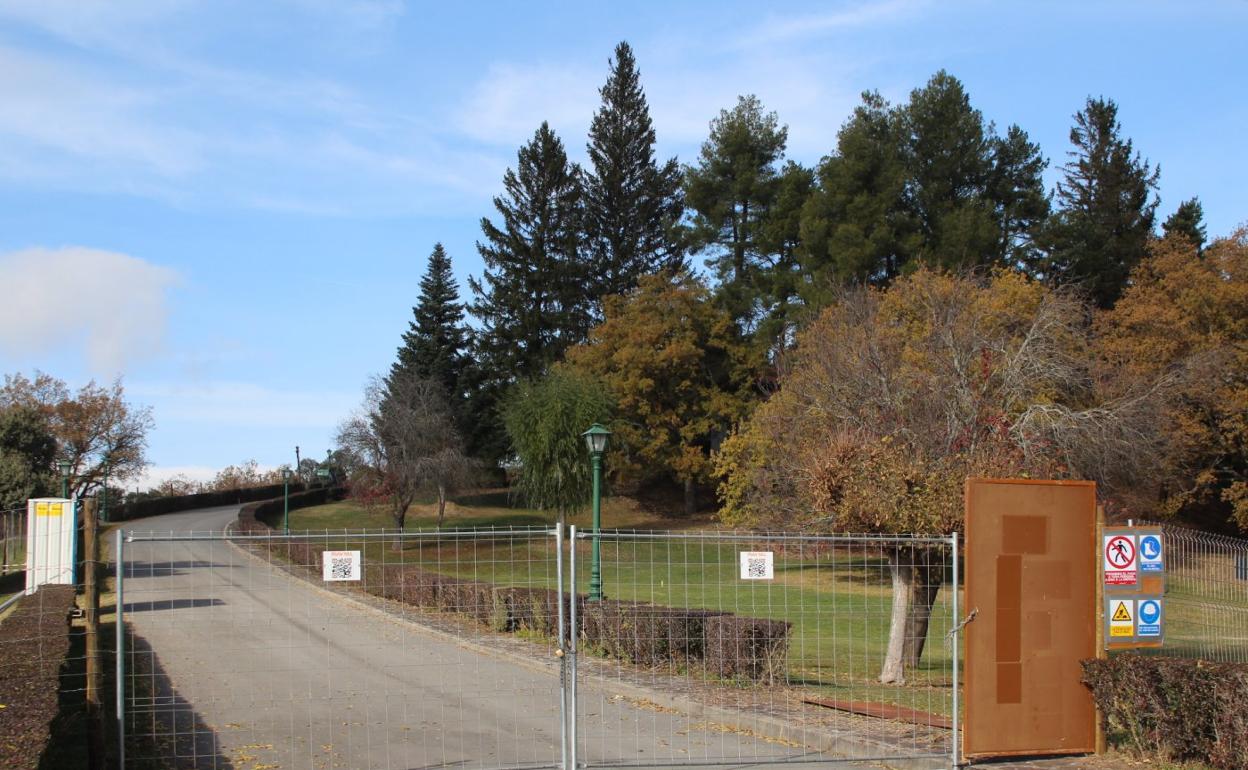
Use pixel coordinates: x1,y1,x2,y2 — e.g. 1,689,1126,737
1082,656,1248,770
117,483,304,522
0,585,79,770
704,615,792,684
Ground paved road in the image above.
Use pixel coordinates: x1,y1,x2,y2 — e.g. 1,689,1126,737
117,507,814,770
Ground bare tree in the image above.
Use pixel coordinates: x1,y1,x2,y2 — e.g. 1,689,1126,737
336,373,475,540
718,269,1171,683
1,372,152,497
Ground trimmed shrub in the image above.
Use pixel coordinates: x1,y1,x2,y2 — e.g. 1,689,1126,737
0,585,78,770
704,615,792,684
1082,656,1248,770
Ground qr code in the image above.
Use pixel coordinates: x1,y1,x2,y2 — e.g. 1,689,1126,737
740,551,773,580
322,550,360,581
330,557,353,580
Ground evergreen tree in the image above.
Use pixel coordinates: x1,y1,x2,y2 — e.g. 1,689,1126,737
389,243,467,399
684,95,788,331
584,41,684,308
1162,197,1207,252
901,71,999,269
987,124,1051,271
467,123,588,460
1045,97,1160,308
755,161,814,353
799,90,915,297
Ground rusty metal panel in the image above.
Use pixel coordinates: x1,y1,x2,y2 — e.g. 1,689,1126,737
964,478,1097,759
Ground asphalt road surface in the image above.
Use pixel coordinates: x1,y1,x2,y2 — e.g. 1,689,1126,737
116,506,817,770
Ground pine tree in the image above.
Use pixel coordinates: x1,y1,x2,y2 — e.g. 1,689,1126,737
1045,97,1160,308
467,123,588,459
1162,197,1207,252
901,70,999,270
584,41,684,308
987,124,1050,271
684,94,788,331
799,90,915,297
389,243,467,400
755,161,814,354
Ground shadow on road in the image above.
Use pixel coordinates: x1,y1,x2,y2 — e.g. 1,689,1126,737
123,598,227,613
124,633,235,770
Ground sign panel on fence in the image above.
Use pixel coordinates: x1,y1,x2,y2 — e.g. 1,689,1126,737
1138,533,1163,573
738,551,773,580
1108,598,1134,638
1103,532,1137,586
25,497,76,595
322,550,361,581
1136,597,1163,639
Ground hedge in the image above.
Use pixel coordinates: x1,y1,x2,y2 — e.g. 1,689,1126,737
1082,656,1248,770
114,482,306,522
235,507,792,685
0,585,79,770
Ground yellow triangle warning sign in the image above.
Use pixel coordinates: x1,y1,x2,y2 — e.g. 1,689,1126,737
1112,602,1132,622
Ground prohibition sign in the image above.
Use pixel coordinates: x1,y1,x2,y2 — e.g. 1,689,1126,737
1106,536,1135,569
1104,534,1138,585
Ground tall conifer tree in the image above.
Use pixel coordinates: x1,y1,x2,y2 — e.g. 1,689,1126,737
584,41,684,308
466,123,588,459
1045,97,1160,308
390,243,467,400
1162,197,1207,252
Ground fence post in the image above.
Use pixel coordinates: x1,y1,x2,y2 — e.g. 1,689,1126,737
568,525,578,770
555,525,568,770
83,497,104,769
951,533,960,768
115,531,125,770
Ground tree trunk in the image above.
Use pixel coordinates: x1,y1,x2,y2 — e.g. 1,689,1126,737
391,499,407,552
879,547,944,683
879,553,912,684
683,478,696,517
436,484,447,531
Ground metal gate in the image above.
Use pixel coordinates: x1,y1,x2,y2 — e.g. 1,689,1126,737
116,527,959,770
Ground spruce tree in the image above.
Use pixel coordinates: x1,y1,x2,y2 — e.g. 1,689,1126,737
1162,197,1207,252
584,41,684,308
1045,97,1160,308
466,123,588,459
389,243,467,400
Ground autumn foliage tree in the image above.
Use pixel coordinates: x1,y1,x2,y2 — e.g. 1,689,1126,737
567,274,757,514
1096,228,1248,531
716,268,1166,683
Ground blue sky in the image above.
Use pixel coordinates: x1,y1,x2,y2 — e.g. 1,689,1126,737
0,0,1244,488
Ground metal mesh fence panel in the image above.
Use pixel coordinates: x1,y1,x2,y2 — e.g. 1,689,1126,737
568,529,957,769
1146,522,1248,663
1,507,24,578
119,527,566,770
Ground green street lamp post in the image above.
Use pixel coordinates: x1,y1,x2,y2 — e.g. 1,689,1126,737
582,423,611,602
101,460,110,523
282,468,293,535
58,460,71,499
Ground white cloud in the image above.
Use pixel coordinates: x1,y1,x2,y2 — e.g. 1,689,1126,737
457,62,601,146
0,246,180,373
131,381,357,430
739,0,927,48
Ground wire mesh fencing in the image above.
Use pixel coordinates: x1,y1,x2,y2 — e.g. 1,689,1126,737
1,506,26,577
567,529,958,770
1147,521,1248,663
119,527,568,770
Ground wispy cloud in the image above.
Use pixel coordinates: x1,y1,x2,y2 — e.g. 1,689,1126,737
0,247,181,373
131,381,358,430
738,0,928,48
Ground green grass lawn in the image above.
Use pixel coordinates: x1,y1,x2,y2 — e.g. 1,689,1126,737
283,496,959,717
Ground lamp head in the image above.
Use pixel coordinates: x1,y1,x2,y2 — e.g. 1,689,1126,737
581,423,611,456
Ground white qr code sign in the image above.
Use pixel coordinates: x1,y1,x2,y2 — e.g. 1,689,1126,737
322,550,361,582
740,551,774,580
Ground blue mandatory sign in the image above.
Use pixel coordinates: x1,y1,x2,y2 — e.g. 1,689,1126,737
1139,534,1164,572
1137,599,1162,637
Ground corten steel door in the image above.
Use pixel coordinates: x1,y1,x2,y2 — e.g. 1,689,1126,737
964,479,1097,759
